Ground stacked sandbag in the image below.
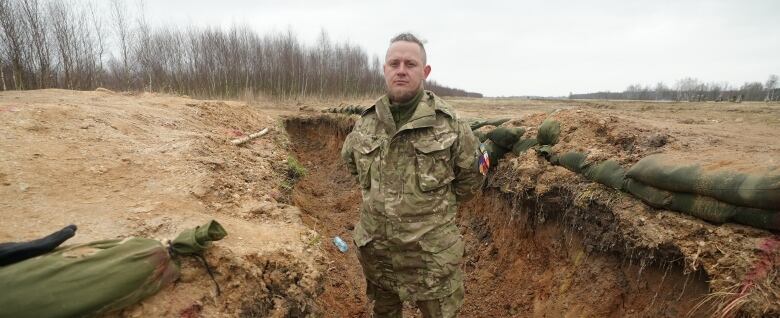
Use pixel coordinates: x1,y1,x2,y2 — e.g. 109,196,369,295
322,105,366,115
625,155,780,230
473,113,779,232
469,118,510,131
550,151,627,190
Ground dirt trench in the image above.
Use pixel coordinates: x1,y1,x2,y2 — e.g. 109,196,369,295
284,115,715,317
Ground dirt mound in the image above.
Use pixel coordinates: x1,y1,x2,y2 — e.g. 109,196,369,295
0,89,323,316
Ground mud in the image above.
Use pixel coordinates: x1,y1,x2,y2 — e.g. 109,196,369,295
284,113,779,317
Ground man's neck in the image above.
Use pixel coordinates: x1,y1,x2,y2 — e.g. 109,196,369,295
389,89,424,106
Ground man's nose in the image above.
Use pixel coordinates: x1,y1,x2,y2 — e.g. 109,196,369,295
397,65,408,76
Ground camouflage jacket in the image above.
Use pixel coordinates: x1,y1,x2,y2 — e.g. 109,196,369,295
340,90,484,300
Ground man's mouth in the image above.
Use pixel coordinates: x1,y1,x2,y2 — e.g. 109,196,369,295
393,80,409,86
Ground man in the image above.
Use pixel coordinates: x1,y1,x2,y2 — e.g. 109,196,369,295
340,33,485,318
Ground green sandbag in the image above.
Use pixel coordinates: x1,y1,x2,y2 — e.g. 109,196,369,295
512,138,538,155
556,151,590,173
624,178,673,208
535,145,554,161
732,209,780,231
0,238,178,318
0,220,227,318
625,179,780,230
171,220,227,255
537,119,561,146
469,118,510,131
486,127,525,149
473,130,488,143
583,160,627,190
668,192,738,223
627,154,780,210
483,140,509,167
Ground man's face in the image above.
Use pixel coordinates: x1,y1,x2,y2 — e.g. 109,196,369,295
384,41,431,103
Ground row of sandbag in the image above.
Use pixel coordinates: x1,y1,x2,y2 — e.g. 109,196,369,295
549,150,780,231
322,105,367,115
472,118,779,231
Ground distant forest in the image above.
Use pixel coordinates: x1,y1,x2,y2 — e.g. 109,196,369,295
0,0,478,99
570,76,779,102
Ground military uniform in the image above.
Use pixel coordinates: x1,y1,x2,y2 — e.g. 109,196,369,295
341,90,484,317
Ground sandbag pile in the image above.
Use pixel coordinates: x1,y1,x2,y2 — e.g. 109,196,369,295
322,105,366,115
624,155,780,230
517,116,780,232
468,118,540,171
0,220,227,318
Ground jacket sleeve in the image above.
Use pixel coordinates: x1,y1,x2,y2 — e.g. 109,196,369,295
340,123,359,180
451,120,485,202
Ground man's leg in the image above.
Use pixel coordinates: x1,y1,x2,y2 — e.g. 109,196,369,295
367,280,403,318
415,284,464,318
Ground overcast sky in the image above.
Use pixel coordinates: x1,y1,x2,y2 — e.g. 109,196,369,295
143,0,780,97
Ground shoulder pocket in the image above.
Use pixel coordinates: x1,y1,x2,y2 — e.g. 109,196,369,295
412,135,456,191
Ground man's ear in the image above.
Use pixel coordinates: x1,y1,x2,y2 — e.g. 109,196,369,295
423,65,431,79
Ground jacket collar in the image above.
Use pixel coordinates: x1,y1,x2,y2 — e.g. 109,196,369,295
374,90,436,136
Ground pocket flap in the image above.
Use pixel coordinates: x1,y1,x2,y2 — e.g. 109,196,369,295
418,225,460,253
352,223,373,247
412,134,456,154
354,138,381,155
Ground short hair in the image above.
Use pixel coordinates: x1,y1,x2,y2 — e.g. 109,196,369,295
389,32,427,65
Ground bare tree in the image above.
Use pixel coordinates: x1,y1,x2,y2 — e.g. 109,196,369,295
766,74,778,101
0,0,28,89
111,0,131,89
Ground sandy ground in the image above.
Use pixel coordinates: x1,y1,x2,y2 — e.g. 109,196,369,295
0,89,323,317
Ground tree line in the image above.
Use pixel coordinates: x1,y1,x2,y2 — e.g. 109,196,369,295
0,0,478,99
570,75,779,102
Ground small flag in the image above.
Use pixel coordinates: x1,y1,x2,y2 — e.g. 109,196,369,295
478,143,490,175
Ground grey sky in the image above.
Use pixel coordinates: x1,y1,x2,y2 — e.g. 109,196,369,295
143,0,780,97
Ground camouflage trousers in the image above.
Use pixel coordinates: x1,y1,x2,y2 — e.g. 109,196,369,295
358,240,465,318
368,280,464,318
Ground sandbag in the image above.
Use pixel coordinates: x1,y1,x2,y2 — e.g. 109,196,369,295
535,145,554,161
469,118,510,131
512,138,538,155
732,209,780,231
625,179,780,230
627,154,780,210
624,178,673,208
556,151,590,174
171,220,228,255
582,160,627,190
0,238,178,318
0,220,227,318
472,130,488,143
537,119,561,146
486,127,525,149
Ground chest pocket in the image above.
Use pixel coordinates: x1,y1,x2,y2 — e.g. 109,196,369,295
353,138,382,189
412,135,456,192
